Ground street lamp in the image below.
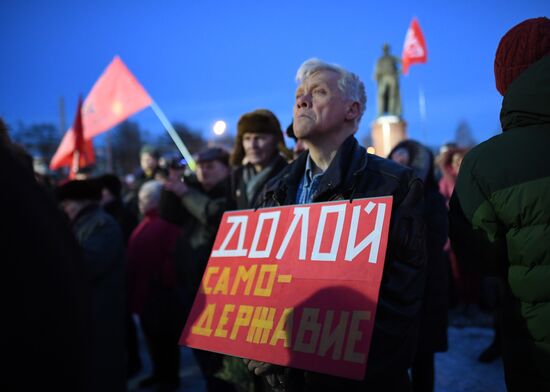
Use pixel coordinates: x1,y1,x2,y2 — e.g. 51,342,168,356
213,120,227,136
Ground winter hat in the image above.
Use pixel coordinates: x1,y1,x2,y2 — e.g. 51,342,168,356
237,109,282,137
55,179,102,202
230,109,291,165
388,140,431,184
99,174,122,198
494,17,550,95
195,146,230,166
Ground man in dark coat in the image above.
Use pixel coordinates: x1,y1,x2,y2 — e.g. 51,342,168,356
99,173,141,378
244,58,426,392
449,18,550,391
100,174,139,245
230,109,291,210
0,120,92,392
224,111,293,391
125,145,163,219
56,179,127,392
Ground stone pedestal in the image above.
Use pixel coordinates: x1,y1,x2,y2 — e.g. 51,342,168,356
370,115,407,157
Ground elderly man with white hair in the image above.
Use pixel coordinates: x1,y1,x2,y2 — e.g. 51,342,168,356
245,58,427,391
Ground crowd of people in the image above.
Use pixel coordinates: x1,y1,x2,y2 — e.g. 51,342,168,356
1,17,549,392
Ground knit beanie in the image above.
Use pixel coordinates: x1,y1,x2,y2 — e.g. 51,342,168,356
494,17,550,95
230,109,291,165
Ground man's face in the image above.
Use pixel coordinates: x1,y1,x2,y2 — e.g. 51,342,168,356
196,160,230,191
60,199,82,222
242,132,277,167
140,153,158,173
293,70,348,140
101,188,115,206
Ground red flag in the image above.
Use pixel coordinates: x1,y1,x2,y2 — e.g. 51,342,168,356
50,96,96,174
402,18,428,75
50,56,152,170
82,56,152,139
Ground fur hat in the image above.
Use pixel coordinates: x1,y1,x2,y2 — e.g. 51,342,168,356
55,179,102,202
494,17,550,95
230,109,291,165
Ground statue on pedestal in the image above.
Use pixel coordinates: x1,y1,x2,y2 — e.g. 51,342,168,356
374,44,402,117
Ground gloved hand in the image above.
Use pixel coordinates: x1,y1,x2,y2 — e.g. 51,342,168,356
242,358,273,375
242,358,288,391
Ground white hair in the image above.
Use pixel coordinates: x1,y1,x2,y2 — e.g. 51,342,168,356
138,180,163,210
296,58,367,122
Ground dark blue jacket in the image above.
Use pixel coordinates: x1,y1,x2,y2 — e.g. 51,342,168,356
257,136,426,391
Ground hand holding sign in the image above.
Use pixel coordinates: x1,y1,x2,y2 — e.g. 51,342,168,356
243,358,272,375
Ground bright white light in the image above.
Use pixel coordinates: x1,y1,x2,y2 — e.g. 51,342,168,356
213,120,227,136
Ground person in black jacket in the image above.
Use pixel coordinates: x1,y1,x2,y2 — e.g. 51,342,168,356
230,109,291,210
125,145,163,219
243,58,426,392
1,119,92,392
98,174,141,378
389,140,449,392
56,179,127,392
99,174,139,245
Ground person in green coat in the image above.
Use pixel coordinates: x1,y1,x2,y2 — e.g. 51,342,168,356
449,17,550,391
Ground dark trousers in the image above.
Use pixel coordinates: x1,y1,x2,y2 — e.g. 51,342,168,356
411,350,434,392
141,319,181,383
126,313,142,377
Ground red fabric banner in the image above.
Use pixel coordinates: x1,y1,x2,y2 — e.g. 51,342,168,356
50,96,96,173
81,56,152,139
50,56,152,170
181,197,393,380
402,18,428,75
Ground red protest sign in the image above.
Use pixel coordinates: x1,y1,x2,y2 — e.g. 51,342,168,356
180,196,393,380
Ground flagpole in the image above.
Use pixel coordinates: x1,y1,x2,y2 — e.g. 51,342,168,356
71,150,80,178
149,101,197,171
418,85,427,142
105,131,113,173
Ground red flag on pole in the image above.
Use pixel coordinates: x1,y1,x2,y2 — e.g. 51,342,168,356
50,96,96,175
50,56,152,170
70,96,95,178
402,18,428,75
82,56,152,139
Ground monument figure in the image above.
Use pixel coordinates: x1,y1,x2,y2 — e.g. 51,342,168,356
374,43,402,117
